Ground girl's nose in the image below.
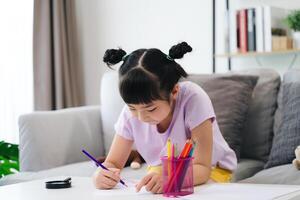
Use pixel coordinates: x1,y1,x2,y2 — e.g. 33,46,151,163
137,112,147,121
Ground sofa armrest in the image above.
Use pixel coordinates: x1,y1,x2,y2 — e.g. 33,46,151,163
18,106,104,172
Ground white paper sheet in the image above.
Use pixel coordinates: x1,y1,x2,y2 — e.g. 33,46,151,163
180,183,300,200
93,179,152,196
93,180,300,200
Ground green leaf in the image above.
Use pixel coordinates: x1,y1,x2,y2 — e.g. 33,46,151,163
0,141,19,178
285,10,300,31
0,141,18,161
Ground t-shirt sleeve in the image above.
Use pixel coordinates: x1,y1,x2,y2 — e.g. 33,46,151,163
114,106,134,141
185,87,216,131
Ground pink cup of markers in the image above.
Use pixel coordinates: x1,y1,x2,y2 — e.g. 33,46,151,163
161,139,195,197
161,156,194,197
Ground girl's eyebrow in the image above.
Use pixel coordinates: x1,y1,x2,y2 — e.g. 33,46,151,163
128,104,154,108
143,104,154,108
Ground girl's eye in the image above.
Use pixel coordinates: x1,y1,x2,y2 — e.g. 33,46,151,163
148,107,157,112
129,108,136,111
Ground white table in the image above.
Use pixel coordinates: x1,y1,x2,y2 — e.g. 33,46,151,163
1,176,300,200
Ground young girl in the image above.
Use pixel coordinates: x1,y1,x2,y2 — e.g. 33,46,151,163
93,42,237,194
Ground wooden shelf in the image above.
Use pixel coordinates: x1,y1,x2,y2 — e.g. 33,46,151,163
215,49,300,58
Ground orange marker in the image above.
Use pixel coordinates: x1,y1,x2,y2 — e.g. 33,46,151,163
183,143,193,158
179,140,190,158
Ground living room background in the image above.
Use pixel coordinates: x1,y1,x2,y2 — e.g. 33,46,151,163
1,0,300,144
215,0,300,73
73,0,300,106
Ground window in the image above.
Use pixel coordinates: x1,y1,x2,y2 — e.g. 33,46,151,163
0,1,34,143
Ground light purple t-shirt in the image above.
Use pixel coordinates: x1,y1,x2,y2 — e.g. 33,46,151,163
114,81,237,171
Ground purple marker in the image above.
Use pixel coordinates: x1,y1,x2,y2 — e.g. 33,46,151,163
82,149,128,187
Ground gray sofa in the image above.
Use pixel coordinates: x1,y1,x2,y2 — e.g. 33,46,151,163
1,68,300,186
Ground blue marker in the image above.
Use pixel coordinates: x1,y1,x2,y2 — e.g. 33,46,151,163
82,149,127,187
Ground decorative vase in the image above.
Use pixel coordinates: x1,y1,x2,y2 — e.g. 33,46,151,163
292,31,300,49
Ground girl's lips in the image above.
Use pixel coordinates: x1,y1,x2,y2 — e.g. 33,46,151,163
144,120,158,124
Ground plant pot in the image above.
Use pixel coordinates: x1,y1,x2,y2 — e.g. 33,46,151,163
292,31,300,49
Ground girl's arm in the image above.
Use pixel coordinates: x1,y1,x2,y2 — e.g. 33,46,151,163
93,134,133,189
136,119,213,193
102,134,133,169
191,119,213,185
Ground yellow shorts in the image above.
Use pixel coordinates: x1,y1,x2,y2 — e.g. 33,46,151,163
210,166,232,183
147,165,232,183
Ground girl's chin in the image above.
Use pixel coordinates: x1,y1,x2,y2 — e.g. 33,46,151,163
145,120,159,125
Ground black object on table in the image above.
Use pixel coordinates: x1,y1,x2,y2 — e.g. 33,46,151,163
45,177,72,189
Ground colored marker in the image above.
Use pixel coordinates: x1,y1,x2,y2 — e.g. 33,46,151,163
82,149,127,187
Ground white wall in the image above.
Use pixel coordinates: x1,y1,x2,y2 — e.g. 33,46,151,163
74,0,212,105
0,1,33,143
216,0,300,74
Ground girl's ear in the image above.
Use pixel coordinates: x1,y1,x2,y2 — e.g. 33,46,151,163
171,84,180,99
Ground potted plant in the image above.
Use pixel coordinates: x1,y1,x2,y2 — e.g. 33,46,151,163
0,141,19,178
285,10,300,49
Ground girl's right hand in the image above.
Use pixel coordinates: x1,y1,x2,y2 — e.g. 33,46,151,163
93,167,121,189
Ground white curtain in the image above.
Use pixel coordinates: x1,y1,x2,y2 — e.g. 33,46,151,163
0,1,34,144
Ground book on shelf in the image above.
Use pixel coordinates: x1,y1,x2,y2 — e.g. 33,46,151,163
239,9,248,53
227,6,290,54
247,8,256,52
255,6,264,52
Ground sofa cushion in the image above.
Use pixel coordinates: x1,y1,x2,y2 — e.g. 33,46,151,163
275,70,300,135
240,164,300,184
235,69,281,162
232,159,265,182
186,74,258,159
274,70,300,137
265,82,300,169
271,69,300,168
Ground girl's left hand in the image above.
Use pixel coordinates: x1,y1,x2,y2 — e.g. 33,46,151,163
135,172,163,194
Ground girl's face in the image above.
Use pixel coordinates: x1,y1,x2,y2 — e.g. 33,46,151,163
127,85,179,125
128,100,172,124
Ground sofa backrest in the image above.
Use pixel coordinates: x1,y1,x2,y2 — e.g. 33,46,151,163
100,72,125,155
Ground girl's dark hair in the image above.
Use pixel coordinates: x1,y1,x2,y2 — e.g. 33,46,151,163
103,42,192,104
